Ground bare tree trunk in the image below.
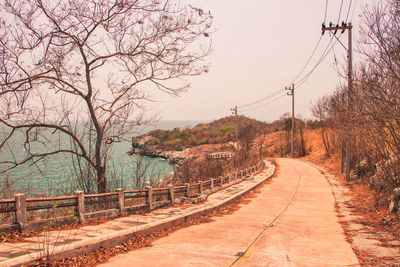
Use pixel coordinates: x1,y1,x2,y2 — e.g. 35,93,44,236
341,143,345,173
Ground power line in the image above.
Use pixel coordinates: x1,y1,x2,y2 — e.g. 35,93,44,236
295,34,340,90
291,35,323,84
291,0,334,86
239,93,287,113
238,34,338,112
295,0,354,91
238,88,285,109
324,0,329,23
337,0,344,24
345,0,353,22
235,0,347,113
349,0,358,22
237,0,328,112
238,33,325,111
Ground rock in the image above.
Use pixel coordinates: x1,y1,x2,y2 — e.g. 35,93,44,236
131,135,190,166
389,188,400,213
173,198,183,205
351,158,373,180
369,172,386,190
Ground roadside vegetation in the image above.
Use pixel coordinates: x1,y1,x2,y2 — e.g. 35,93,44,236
144,115,269,185
310,0,400,206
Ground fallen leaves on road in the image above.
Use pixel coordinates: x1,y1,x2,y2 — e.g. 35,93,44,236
27,172,274,266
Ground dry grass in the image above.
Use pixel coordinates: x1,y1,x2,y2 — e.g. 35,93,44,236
348,183,400,239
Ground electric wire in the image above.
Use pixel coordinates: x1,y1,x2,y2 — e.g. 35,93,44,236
295,33,342,90
291,35,323,85
295,36,335,88
294,0,352,90
231,169,302,266
239,93,287,113
293,0,350,91
238,88,285,109
324,0,329,23
337,0,344,24
237,0,328,111
235,0,340,112
290,0,338,88
349,0,358,22
238,35,333,112
238,33,325,111
345,0,353,22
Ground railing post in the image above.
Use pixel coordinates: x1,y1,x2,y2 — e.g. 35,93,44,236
168,185,175,204
116,188,125,216
185,183,191,198
199,182,203,195
15,193,28,233
228,174,232,184
210,178,214,191
75,191,85,224
145,186,153,210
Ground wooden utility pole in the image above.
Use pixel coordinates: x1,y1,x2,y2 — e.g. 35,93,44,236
322,22,353,181
285,84,294,158
231,105,239,152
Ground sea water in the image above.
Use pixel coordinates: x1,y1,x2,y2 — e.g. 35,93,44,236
0,120,204,197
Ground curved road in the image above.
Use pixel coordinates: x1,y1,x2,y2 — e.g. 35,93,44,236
100,158,359,266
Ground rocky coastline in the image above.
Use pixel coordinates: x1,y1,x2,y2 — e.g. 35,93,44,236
130,136,188,165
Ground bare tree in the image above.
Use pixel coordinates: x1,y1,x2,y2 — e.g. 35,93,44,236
0,0,213,193
311,95,337,157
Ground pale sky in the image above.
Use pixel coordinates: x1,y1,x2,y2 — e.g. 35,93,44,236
151,0,366,122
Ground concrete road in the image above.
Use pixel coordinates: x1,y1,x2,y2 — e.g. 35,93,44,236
99,158,359,267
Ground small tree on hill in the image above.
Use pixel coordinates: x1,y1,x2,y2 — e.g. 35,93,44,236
0,0,213,193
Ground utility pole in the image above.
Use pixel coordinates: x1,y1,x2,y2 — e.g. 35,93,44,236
285,84,294,158
322,22,353,181
231,105,239,153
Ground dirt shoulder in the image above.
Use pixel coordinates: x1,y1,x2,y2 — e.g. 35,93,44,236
304,158,400,266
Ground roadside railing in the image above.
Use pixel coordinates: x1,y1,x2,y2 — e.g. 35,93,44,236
207,152,234,160
0,161,266,233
